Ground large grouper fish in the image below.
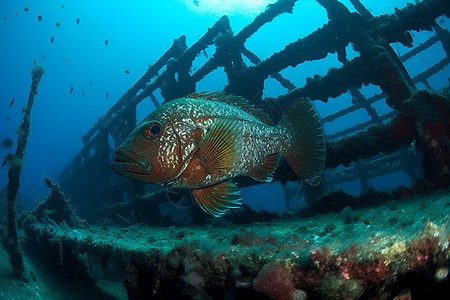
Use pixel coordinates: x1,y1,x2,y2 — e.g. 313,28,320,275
112,92,325,217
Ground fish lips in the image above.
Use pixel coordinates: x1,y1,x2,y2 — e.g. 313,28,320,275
111,148,152,176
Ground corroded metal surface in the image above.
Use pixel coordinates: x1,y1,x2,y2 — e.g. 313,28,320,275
22,191,450,299
58,0,450,220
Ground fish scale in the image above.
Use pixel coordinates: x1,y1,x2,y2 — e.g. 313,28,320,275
112,93,325,217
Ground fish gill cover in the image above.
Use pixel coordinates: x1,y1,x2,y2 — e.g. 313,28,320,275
0,0,450,299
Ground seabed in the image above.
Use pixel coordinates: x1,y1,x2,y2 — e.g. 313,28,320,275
1,189,449,299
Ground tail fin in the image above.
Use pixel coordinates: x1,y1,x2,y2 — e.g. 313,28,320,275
278,98,326,186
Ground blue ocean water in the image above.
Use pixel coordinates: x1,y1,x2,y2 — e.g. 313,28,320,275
0,0,449,213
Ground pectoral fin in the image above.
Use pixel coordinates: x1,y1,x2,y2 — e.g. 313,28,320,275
192,181,242,217
198,118,242,174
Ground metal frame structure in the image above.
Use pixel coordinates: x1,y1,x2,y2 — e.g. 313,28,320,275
58,0,450,217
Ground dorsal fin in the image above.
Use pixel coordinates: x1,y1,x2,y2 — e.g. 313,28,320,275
186,91,273,125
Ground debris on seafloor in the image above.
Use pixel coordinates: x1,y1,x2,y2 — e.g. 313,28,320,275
20,187,450,299
20,176,88,229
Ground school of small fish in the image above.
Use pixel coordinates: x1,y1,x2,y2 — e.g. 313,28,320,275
1,4,133,105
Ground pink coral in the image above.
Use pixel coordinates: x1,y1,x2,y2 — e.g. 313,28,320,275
254,264,295,300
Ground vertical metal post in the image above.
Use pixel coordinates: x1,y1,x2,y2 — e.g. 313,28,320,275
6,61,45,280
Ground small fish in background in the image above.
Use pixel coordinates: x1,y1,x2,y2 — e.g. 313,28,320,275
6,116,10,121
104,39,109,47
76,17,80,24
37,15,42,22
50,35,54,43
41,53,46,60
64,58,68,64
1,157,6,167
106,92,109,99
82,90,85,96
14,12,18,17
9,98,15,108
193,0,200,6
24,7,29,12
3,16,6,22
69,86,74,94
1,137,13,149
61,4,64,9
124,69,130,75
56,22,61,28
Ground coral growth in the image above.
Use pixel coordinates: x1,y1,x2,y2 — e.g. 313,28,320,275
19,188,450,299
254,263,296,300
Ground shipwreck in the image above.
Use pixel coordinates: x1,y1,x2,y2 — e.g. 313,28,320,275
2,0,450,299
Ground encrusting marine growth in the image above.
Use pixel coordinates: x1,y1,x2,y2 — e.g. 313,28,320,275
5,61,44,280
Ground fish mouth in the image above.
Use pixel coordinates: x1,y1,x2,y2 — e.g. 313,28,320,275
111,148,152,175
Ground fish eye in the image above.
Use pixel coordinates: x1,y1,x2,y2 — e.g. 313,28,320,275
143,121,163,139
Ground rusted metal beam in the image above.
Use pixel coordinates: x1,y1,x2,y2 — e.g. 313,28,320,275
6,61,45,280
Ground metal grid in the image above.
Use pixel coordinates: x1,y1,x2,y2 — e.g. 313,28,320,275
58,0,450,212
